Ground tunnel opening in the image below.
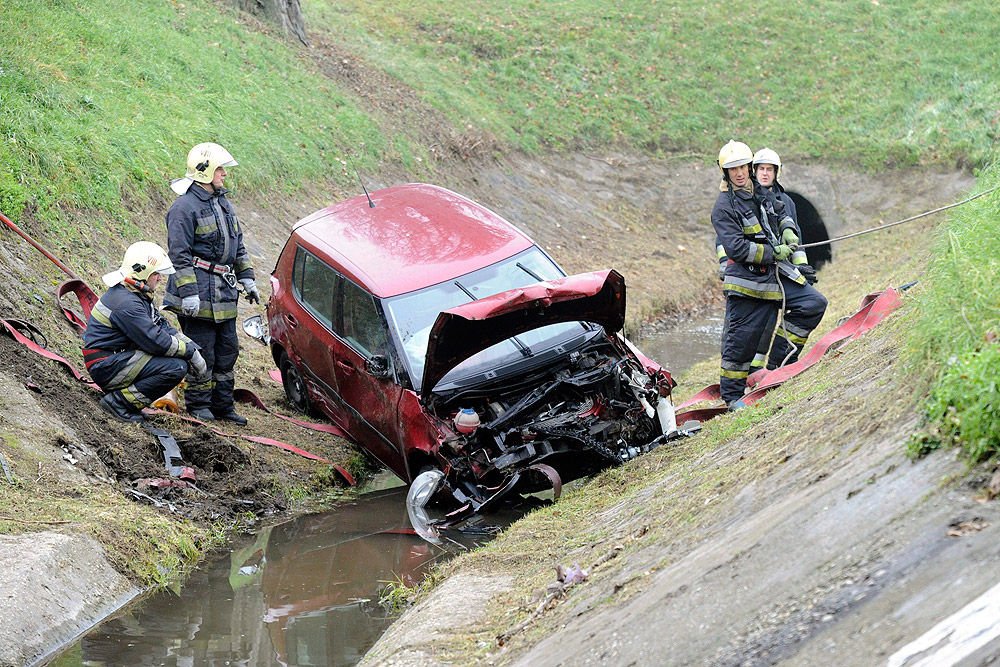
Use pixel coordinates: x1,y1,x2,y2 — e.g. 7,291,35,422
787,191,831,268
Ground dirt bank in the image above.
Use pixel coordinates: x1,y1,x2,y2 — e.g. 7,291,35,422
0,151,976,666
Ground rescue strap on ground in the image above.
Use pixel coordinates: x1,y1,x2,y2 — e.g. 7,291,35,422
674,286,904,423
799,186,1000,249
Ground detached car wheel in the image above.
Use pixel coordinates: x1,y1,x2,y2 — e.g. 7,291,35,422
279,352,312,414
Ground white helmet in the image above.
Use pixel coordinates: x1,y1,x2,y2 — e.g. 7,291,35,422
170,142,238,195
102,241,175,287
752,147,782,180
718,140,754,170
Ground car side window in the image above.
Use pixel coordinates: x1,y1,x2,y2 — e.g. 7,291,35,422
337,279,390,359
293,247,336,329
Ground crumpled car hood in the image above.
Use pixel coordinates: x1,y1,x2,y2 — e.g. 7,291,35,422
421,269,626,395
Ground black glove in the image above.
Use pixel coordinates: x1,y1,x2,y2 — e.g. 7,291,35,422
798,264,818,285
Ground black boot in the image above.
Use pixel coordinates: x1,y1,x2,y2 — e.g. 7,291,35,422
187,407,216,421
100,391,145,423
213,408,247,426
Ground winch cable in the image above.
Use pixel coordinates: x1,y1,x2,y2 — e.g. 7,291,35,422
1,208,354,484
798,185,999,250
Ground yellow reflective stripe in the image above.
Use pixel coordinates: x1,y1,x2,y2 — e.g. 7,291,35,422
791,250,808,264
92,302,113,327
777,328,808,345
742,222,762,234
716,244,727,260
721,368,749,380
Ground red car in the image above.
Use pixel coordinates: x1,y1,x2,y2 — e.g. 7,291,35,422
263,184,685,514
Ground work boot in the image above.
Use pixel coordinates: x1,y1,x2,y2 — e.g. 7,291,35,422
100,392,145,423
213,408,248,426
727,399,748,412
187,407,216,421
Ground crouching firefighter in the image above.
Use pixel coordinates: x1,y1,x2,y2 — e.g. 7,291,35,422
711,140,799,410
83,242,210,423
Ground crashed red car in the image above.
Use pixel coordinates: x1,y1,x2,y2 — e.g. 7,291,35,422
263,183,687,514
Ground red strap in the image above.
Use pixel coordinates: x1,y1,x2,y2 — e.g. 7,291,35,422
233,388,349,438
1,318,100,390
56,278,99,333
675,287,903,420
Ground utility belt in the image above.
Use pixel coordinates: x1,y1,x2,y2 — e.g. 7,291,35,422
727,258,771,275
193,257,237,287
82,346,131,370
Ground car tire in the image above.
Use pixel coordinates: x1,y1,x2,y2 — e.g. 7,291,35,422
279,351,312,415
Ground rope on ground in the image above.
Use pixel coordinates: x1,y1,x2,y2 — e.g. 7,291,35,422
800,185,1000,249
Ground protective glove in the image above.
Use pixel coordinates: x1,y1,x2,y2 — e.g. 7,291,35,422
180,295,200,317
240,278,261,305
772,244,793,262
188,349,211,384
798,264,818,285
781,228,800,246
717,263,726,281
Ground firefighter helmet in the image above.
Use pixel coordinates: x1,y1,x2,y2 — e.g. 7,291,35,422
102,241,175,287
717,140,753,170
752,147,782,179
170,142,238,195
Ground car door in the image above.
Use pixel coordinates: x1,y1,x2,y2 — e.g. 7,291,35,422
284,248,344,425
330,277,406,477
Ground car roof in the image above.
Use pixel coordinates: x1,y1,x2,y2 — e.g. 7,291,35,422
290,183,536,298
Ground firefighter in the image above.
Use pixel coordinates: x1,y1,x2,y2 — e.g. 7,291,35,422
711,140,794,409
751,148,827,369
164,142,260,424
83,242,209,423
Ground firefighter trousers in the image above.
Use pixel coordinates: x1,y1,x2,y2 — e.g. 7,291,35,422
178,316,239,414
720,295,779,405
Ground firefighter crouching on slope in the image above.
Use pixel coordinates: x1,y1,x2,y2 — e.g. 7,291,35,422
164,142,260,425
82,242,210,423
711,140,795,410
751,148,827,369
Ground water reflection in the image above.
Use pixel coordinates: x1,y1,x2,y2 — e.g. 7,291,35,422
634,312,723,376
67,487,498,667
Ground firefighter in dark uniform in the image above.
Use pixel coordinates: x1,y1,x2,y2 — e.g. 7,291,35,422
711,140,797,409
164,142,260,424
751,148,827,369
83,242,209,423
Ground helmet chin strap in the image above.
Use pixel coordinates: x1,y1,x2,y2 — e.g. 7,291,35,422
123,276,152,294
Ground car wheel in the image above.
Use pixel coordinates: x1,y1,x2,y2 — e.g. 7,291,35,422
279,351,311,414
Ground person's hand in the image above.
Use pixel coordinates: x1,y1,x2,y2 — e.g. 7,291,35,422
781,229,800,246
181,295,200,317
188,350,210,384
773,244,792,261
798,264,818,284
240,278,260,305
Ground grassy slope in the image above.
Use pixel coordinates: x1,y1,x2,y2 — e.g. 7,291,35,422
2,0,998,228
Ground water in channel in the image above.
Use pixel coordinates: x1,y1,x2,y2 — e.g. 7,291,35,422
633,312,723,378
54,483,503,667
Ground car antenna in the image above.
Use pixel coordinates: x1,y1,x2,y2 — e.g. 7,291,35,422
356,169,376,208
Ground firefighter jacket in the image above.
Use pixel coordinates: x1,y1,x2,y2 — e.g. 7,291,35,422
711,182,805,301
163,184,255,323
83,283,197,370
758,182,811,267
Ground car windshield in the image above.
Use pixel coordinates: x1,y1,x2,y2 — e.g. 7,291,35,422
382,247,588,392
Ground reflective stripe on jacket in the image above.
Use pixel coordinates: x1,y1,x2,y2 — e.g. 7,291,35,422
83,284,196,361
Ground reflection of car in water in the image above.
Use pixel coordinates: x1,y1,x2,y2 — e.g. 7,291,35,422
80,488,487,666
260,184,692,517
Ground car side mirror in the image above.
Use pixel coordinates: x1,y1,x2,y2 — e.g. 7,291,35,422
365,354,391,379
242,314,270,345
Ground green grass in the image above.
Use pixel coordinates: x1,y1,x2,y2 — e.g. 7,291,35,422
306,0,1000,164
3,0,999,233
905,165,1000,461
0,0,384,226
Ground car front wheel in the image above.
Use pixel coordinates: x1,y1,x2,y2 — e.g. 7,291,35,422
279,351,311,415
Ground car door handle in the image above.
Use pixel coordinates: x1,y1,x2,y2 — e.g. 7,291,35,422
284,313,298,328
